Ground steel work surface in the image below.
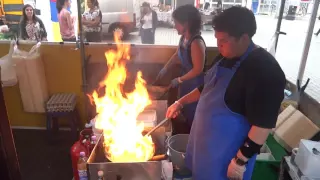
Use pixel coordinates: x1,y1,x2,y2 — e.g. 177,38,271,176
87,135,165,180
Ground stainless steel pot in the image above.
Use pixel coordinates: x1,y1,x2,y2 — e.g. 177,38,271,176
167,134,191,176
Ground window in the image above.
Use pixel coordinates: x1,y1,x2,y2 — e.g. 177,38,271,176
0,0,260,45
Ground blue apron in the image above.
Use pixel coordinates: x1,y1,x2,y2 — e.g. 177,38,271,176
177,36,204,126
185,43,257,180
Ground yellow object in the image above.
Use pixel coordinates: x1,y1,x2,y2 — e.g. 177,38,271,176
1,0,24,16
52,22,62,42
0,1,4,17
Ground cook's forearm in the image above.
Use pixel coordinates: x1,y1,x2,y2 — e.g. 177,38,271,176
164,52,179,69
248,126,271,145
178,88,201,106
237,126,271,162
180,68,203,82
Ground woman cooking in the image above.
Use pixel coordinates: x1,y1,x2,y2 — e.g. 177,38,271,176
155,4,206,134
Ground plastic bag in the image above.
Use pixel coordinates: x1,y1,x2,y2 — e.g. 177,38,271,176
0,41,17,87
0,25,9,33
13,42,49,113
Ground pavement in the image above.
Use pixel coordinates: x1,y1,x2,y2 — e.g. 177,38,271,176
103,15,320,102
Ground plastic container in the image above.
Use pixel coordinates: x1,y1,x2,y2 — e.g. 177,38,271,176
137,110,157,130
89,136,97,153
78,152,88,180
295,139,320,178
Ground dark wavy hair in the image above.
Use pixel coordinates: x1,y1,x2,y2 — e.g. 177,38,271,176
56,0,69,13
20,4,37,24
142,2,150,8
172,4,202,35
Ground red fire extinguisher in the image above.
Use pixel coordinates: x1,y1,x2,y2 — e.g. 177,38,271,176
70,129,92,180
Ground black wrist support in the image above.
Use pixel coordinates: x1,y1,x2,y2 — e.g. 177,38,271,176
239,137,263,159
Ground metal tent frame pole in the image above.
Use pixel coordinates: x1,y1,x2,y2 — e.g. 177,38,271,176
297,0,319,83
274,0,287,51
275,0,287,51
76,0,89,122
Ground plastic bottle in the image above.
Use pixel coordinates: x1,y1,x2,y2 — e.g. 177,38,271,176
71,139,89,180
84,137,91,154
97,170,104,180
91,135,97,144
90,135,97,153
78,152,88,180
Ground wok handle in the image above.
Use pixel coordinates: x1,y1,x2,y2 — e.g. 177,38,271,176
145,118,169,136
150,154,167,161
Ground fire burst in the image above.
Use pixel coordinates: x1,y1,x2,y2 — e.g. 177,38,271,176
89,32,154,162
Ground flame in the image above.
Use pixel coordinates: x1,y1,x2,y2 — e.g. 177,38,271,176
89,31,154,162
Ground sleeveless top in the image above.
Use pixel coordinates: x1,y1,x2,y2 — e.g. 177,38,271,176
58,8,75,39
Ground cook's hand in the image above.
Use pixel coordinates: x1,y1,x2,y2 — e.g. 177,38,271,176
171,77,181,88
166,101,183,118
227,159,246,180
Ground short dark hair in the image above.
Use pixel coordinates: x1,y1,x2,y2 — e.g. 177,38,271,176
212,6,257,38
172,4,202,35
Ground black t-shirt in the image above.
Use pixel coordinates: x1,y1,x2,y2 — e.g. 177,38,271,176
198,48,286,129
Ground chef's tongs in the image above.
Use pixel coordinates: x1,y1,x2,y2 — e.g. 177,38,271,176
145,118,169,136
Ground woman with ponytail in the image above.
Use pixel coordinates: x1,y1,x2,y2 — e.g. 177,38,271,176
56,0,76,41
